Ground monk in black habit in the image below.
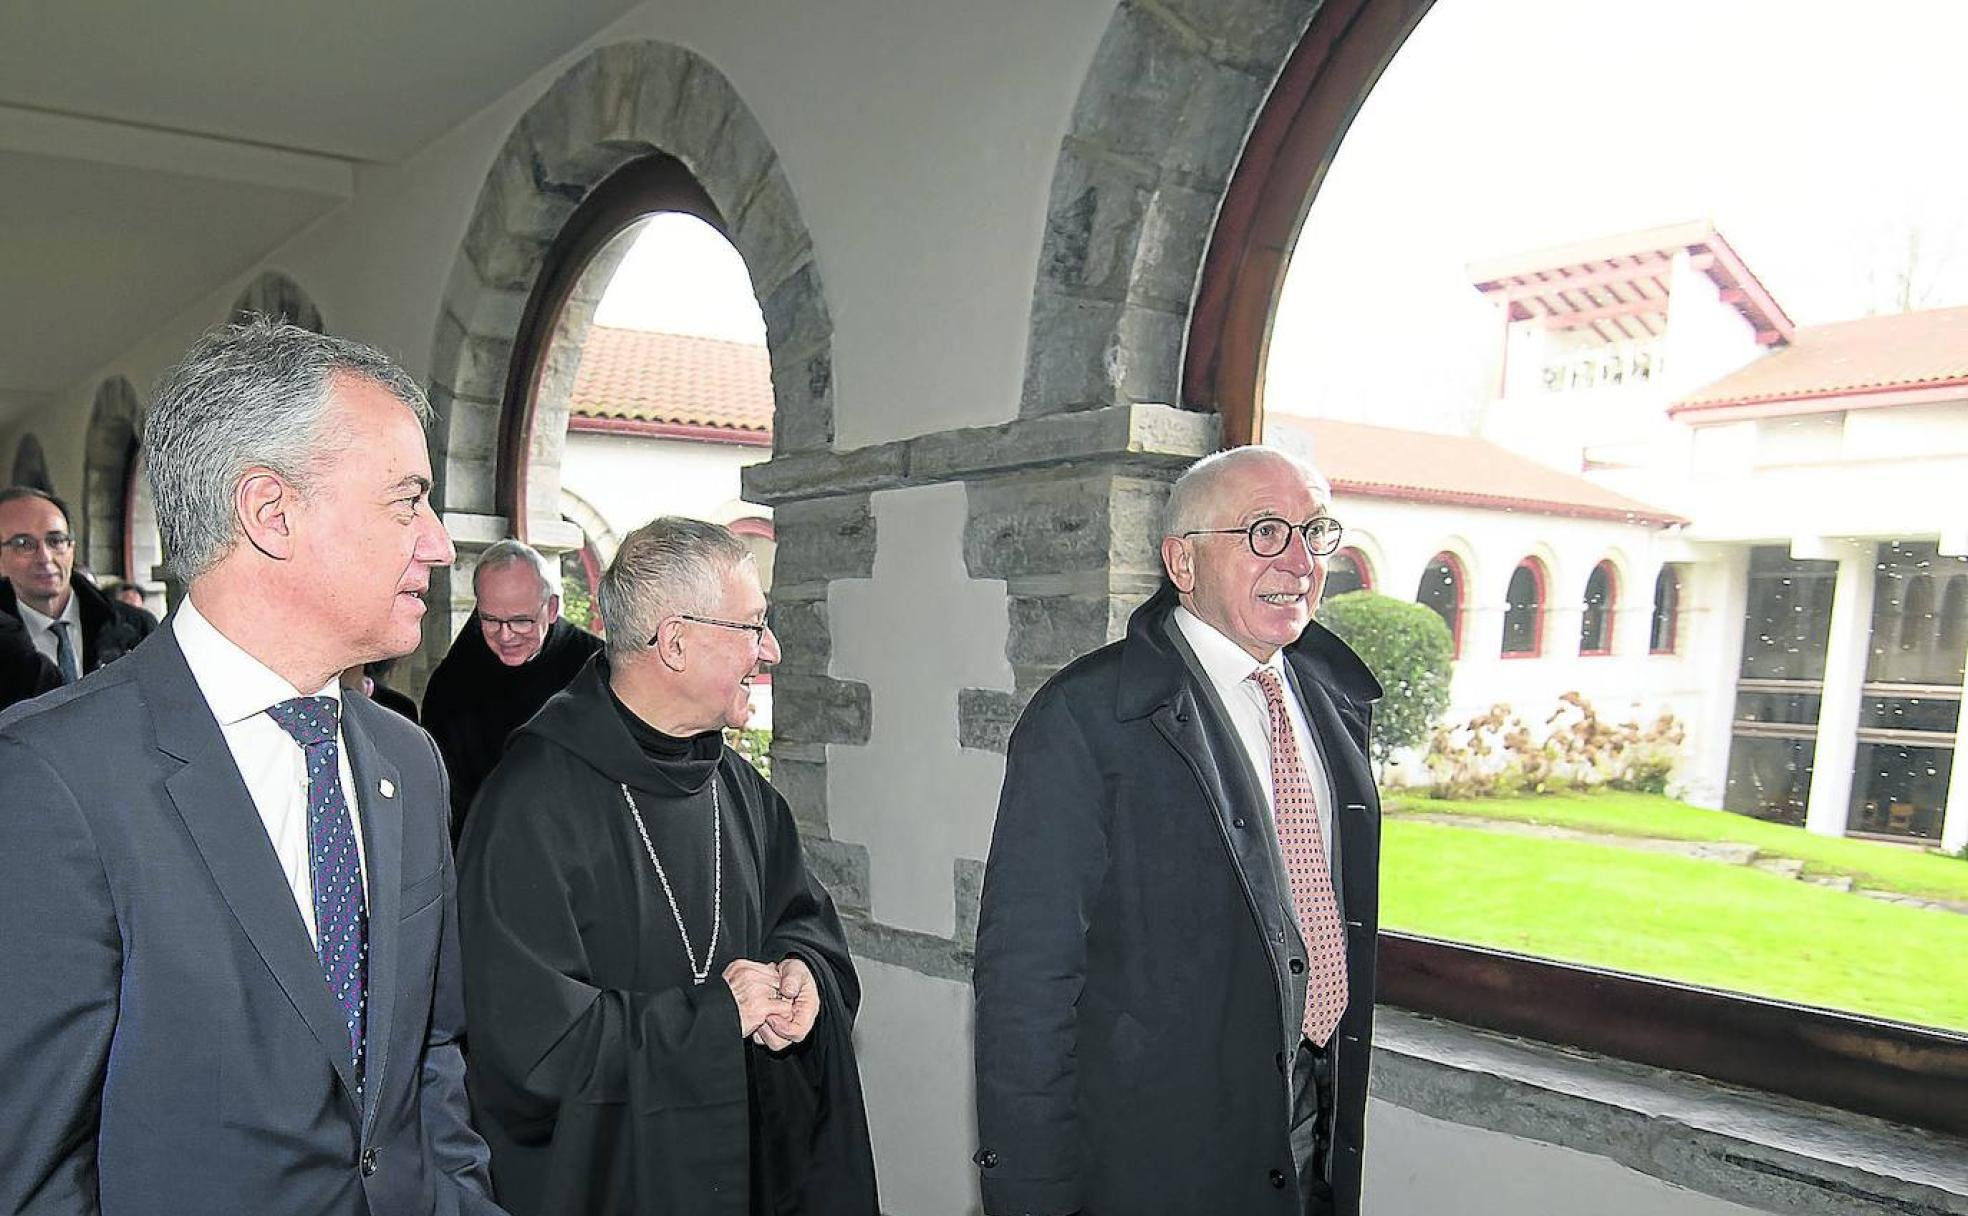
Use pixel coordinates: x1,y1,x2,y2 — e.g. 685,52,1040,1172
422,538,601,838
457,517,879,1216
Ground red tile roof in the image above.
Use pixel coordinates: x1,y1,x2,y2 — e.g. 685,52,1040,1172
569,326,773,433
1672,304,1968,413
1267,416,1684,526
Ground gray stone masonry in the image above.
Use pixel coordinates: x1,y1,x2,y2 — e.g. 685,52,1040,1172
1020,0,1321,417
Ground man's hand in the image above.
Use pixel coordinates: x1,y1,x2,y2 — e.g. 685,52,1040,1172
759,956,821,1048
722,958,795,1038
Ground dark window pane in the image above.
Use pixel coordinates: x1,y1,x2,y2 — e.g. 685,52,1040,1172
1847,743,1953,840
1579,562,1614,653
1869,542,1968,685
1739,546,1838,680
1858,695,1962,735
1723,735,1814,826
1649,565,1681,653
1733,690,1823,728
1321,550,1367,603
1416,555,1462,654
1502,562,1543,655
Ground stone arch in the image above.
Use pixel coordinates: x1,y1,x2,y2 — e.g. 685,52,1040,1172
82,377,143,579
428,39,831,525
9,433,52,492
1021,0,1328,421
557,485,619,568
231,270,326,333
422,40,834,690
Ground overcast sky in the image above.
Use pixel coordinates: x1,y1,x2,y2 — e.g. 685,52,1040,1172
592,1,1968,435
592,211,768,343
1265,0,1968,431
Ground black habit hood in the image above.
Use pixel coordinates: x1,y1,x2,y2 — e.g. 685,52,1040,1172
421,614,601,836
456,654,879,1216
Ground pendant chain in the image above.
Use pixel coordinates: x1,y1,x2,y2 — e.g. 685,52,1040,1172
619,776,722,986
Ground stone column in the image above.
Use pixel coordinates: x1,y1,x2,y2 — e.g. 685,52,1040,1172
1800,539,1875,838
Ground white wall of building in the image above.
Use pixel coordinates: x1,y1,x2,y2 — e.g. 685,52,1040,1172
1337,496,1708,786
560,431,769,561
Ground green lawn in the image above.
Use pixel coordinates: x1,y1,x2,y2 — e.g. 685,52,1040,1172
1383,820,1968,1031
1387,790,1968,903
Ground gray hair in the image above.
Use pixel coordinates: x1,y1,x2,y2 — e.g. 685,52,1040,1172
473,538,557,600
143,317,432,581
1162,444,1331,539
598,517,751,660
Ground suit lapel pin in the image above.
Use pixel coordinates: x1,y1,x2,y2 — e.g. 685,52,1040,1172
379,778,396,799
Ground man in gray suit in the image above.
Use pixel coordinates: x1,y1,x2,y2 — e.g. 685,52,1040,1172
0,320,503,1215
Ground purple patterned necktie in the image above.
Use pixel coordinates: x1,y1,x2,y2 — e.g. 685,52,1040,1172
266,696,368,1092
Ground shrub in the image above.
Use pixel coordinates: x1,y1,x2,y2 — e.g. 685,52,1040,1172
727,726,772,779
1315,591,1454,779
1423,694,1684,799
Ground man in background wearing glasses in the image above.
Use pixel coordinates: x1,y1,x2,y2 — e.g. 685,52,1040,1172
421,537,601,840
455,516,878,1215
975,445,1385,1216
0,486,156,693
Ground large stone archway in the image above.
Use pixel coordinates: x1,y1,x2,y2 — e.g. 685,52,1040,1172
421,41,860,862
81,377,143,579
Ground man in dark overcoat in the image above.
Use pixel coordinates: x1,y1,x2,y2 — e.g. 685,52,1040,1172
973,445,1383,1216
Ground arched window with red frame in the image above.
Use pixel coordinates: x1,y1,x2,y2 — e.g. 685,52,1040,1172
1416,552,1465,658
1579,560,1619,656
1320,545,1374,602
1501,558,1546,657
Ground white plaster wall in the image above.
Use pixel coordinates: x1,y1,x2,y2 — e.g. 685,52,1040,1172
1363,1102,1770,1216
560,431,768,543
1661,253,1766,401
5,0,1121,465
855,961,982,1216
828,483,1012,938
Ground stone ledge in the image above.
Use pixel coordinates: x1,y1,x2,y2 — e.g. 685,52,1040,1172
841,912,973,984
741,401,1218,506
1373,1009,1968,1216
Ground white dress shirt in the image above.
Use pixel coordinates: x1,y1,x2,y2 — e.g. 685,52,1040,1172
174,596,369,945
1174,605,1336,862
16,592,83,671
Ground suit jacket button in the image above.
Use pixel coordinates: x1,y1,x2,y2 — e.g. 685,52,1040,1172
1269,1168,1288,1188
973,1148,1000,1169
359,1147,379,1177
1289,957,1306,974
1233,817,1247,829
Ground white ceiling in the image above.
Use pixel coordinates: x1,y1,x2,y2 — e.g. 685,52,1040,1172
0,0,643,401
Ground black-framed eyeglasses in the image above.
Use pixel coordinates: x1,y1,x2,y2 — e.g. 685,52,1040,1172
478,600,552,636
1,531,74,556
1180,516,1344,558
652,613,772,647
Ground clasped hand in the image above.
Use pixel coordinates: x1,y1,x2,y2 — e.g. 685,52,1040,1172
722,956,820,1051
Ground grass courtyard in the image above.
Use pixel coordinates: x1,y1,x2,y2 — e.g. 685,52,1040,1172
1378,793,1968,1032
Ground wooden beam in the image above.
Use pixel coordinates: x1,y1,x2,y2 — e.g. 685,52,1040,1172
1538,294,1671,330
1481,257,1674,301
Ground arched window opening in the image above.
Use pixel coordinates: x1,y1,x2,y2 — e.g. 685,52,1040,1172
1940,576,1968,660
1900,574,1934,652
1320,545,1373,602
1650,564,1682,654
1501,559,1545,657
1416,552,1465,657
1579,560,1618,655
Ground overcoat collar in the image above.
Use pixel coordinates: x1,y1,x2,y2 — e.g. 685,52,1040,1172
1116,583,1381,722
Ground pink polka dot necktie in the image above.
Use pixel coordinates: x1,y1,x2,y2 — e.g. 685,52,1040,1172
1249,667,1349,1046
266,696,368,1093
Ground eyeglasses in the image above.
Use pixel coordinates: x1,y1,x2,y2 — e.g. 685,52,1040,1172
478,602,550,636
1,531,74,556
1180,516,1344,559
653,613,772,647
